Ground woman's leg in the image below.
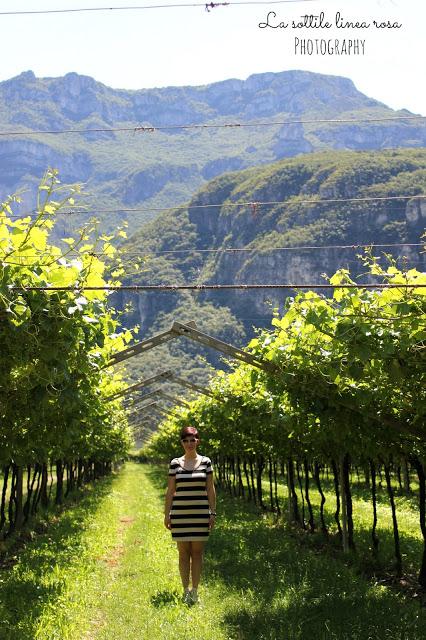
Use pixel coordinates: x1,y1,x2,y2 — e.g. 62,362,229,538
177,541,191,589
190,541,205,589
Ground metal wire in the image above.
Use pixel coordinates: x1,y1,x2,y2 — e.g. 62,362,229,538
0,115,424,138
2,242,424,260
8,283,426,292
0,0,317,16
4,193,425,220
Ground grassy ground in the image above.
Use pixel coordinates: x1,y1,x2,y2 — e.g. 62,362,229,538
1,461,426,640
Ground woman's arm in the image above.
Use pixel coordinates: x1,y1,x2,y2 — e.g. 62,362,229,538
206,473,216,530
164,476,176,529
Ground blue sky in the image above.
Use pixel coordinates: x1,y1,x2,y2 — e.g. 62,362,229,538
1,0,425,113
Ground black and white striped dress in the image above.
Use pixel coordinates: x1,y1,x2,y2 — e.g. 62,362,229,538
168,456,213,542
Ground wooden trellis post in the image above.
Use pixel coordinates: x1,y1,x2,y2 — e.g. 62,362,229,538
105,321,275,374
106,371,174,401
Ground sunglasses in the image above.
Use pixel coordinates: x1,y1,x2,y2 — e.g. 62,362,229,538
181,438,198,443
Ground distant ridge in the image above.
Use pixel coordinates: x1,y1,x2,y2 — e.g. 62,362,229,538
0,69,424,241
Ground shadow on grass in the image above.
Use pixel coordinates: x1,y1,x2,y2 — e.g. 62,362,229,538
210,505,426,639
0,475,114,640
291,496,424,579
145,463,426,640
150,588,181,607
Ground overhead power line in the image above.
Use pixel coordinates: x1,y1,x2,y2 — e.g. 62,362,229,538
0,0,317,16
0,115,424,138
8,283,426,292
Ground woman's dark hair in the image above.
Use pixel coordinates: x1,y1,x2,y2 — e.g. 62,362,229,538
180,425,199,440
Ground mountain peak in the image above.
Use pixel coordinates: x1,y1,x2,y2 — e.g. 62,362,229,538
17,70,36,81
4,70,36,85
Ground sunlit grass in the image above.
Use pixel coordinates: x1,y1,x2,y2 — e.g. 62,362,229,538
0,475,121,640
1,462,426,640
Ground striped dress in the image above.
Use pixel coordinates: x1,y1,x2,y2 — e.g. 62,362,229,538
168,455,213,542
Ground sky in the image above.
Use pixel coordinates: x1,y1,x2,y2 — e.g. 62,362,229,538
0,0,425,114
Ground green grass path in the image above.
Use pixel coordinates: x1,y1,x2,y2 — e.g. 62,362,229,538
1,462,426,640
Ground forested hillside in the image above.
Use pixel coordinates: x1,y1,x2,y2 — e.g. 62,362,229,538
112,147,426,391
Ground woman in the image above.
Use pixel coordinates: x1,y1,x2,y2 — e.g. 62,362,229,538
164,425,216,604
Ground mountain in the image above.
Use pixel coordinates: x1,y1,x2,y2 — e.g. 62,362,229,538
0,69,425,241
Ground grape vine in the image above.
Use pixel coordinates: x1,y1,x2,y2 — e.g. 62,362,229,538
0,170,135,539
146,248,426,585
